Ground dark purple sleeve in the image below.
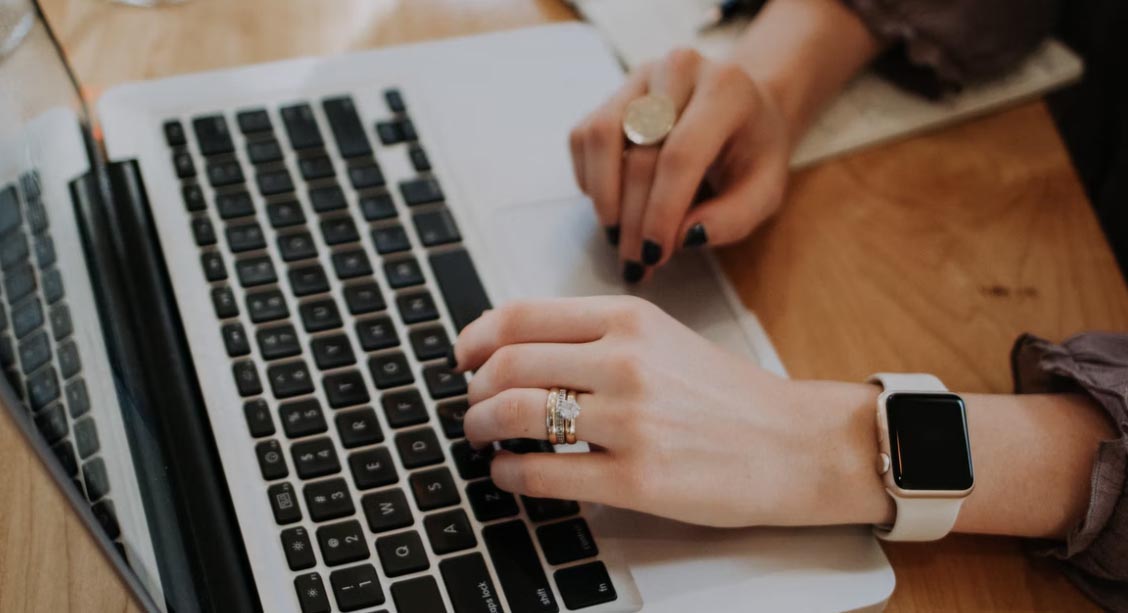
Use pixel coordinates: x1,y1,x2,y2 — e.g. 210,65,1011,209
1011,332,1128,610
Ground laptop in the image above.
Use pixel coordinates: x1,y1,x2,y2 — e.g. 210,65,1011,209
0,2,895,611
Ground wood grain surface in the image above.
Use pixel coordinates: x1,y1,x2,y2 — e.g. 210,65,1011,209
1,0,1123,610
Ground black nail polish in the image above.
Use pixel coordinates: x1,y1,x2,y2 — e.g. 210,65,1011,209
446,347,459,370
622,260,645,284
683,223,708,248
642,240,663,265
605,225,621,247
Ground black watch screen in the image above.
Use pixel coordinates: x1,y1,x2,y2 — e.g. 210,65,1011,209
886,393,974,491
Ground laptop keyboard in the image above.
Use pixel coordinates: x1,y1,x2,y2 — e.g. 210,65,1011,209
0,172,122,546
164,91,619,612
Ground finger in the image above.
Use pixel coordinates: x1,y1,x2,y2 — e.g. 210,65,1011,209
569,124,587,193
582,69,650,231
468,342,608,403
641,66,753,266
648,48,703,112
617,147,659,284
453,297,623,372
491,452,622,506
464,389,613,447
678,163,785,248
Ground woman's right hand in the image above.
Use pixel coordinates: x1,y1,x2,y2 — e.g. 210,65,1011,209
569,48,794,282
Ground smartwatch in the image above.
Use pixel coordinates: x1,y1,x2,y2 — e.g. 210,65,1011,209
869,373,974,542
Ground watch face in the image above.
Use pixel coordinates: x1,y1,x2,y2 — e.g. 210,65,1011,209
886,393,974,491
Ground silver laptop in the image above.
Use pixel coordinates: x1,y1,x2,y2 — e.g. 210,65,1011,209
0,2,894,611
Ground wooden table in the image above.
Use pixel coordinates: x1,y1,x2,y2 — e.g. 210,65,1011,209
3,0,1125,610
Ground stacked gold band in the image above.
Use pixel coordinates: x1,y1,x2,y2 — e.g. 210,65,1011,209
546,387,581,445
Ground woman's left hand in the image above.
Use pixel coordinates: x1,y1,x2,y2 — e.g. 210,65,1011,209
451,296,888,528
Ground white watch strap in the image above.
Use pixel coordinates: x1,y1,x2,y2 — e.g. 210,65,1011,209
868,372,964,542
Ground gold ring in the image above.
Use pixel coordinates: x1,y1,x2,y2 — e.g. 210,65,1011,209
564,390,579,445
546,388,561,445
622,93,677,146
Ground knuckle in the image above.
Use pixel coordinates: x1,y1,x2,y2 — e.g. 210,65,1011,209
586,114,618,148
494,390,527,432
709,61,748,87
664,47,702,75
606,349,646,389
494,302,531,341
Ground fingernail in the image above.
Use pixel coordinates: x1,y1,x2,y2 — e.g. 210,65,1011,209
622,260,644,284
683,223,708,248
446,347,459,370
605,225,620,247
641,240,662,266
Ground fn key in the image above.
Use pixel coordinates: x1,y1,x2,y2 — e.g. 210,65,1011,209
555,562,618,610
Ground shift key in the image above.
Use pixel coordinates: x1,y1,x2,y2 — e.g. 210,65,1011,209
482,520,558,613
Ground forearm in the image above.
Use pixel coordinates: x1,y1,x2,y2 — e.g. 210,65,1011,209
729,0,882,146
810,382,1114,539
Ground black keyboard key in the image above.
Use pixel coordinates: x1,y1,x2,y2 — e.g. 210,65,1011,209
74,417,100,459
425,509,476,555
280,398,328,438
309,184,346,213
0,184,18,234
34,403,68,444
320,216,359,245
268,482,303,524
41,268,63,304
246,289,289,323
83,458,110,502
360,192,397,221
336,408,383,448
290,265,330,296
278,231,318,262
437,400,468,439
19,331,51,375
311,334,356,370
257,168,295,196
501,438,553,454
396,428,443,469
369,353,413,389
233,360,263,396
11,297,43,339
192,115,234,156
323,370,369,408
372,224,411,255
423,364,467,400
350,447,398,490
410,467,459,511
34,236,56,268
396,291,439,324
182,183,205,211
391,577,446,613
399,177,444,206
299,155,336,181
5,263,36,302
384,258,424,289
344,281,385,315
294,572,331,613
375,121,404,146
221,322,252,357
66,378,90,418
400,119,418,141
323,96,373,159
376,530,429,577
58,340,81,380
555,562,617,610
236,256,278,287
267,199,306,228
483,520,559,613
332,249,373,280
385,89,406,113
48,304,71,341
414,209,461,247
317,520,370,566
330,564,385,612
237,109,273,134
409,326,450,361
349,164,385,190
52,440,78,476
451,440,492,481
27,366,60,410
381,388,428,428
281,104,325,150
523,497,581,523
212,286,239,318
409,145,431,172
217,191,255,219
188,215,214,244
356,316,398,351
1,234,28,270
201,252,227,282
257,324,301,360
164,120,187,147
304,478,355,522
92,500,121,540
467,480,519,522
247,138,283,164
300,299,342,332
207,159,245,188
430,249,492,331
281,526,317,571
441,556,506,613
292,437,341,479
173,151,196,178
268,360,315,398
256,439,289,480
538,518,598,565
226,221,266,252
244,399,276,437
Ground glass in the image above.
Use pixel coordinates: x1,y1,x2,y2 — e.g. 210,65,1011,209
886,393,974,491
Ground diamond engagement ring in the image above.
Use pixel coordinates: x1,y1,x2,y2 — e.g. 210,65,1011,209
546,388,582,445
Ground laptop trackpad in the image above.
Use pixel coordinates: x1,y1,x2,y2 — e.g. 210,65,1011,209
485,197,757,360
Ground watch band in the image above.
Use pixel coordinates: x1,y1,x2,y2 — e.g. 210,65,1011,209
868,372,966,542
